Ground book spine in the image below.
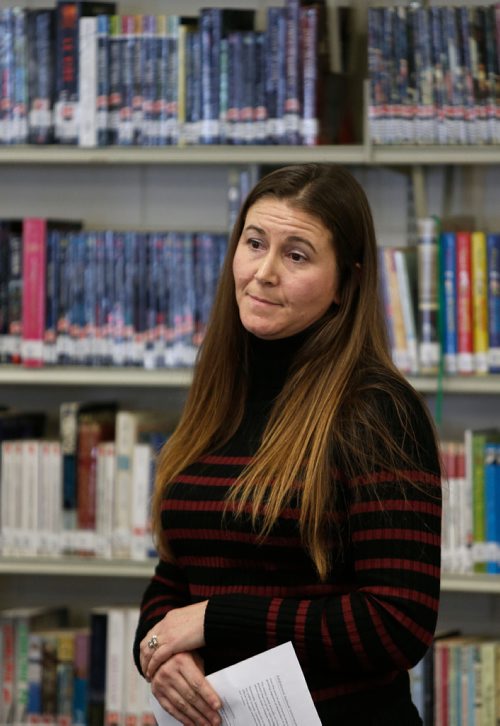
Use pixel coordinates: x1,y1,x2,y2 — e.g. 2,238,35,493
7,224,23,365
79,16,98,147
253,31,267,145
56,631,75,726
55,2,80,144
77,419,101,539
417,217,440,374
21,218,47,368
96,14,110,146
266,6,286,145
456,7,476,144
155,15,169,147
44,229,59,366
470,231,489,374
430,7,447,145
73,630,90,726
104,609,125,726
199,9,220,144
300,6,318,146
241,32,256,145
485,442,499,574
11,8,28,144
227,31,242,145
113,411,137,558
384,247,410,373
0,9,15,145
141,15,156,147
27,9,56,144
27,633,43,723
456,231,474,374
487,233,500,373
284,0,301,144
166,16,179,146
132,14,144,146
95,441,115,558
130,443,152,561
108,15,121,146
132,232,147,366
393,248,419,375
118,15,135,146
56,230,71,365
440,231,458,375
83,231,97,366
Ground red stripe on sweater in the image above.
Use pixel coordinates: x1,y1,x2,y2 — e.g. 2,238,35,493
364,599,412,669
341,597,372,668
351,470,441,487
352,528,440,546
166,528,302,547
265,598,283,648
177,554,299,570
200,454,253,466
176,474,239,486
294,600,310,660
312,670,399,700
355,558,440,579
162,498,300,519
320,612,339,668
189,583,343,597
367,596,435,646
361,585,439,611
350,499,441,517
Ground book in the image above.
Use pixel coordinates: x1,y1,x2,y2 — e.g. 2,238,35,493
439,231,458,374
26,8,56,145
78,16,98,147
485,442,500,574
470,231,489,374
417,218,440,374
455,231,474,375
487,232,500,373
54,1,116,144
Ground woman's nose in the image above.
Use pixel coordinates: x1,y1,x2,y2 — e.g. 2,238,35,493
254,253,279,284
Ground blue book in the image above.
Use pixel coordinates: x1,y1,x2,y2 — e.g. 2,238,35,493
284,0,301,144
94,231,106,366
27,8,56,144
227,31,243,145
487,233,500,373
141,15,156,147
440,231,458,374
485,442,500,574
118,15,135,146
83,231,97,366
265,6,286,144
96,14,111,146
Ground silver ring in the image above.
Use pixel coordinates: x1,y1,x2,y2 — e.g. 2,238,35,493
147,634,159,650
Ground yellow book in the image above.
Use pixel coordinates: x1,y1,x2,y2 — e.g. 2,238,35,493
471,231,489,374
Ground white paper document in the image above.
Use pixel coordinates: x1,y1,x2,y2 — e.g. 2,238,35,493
150,641,321,726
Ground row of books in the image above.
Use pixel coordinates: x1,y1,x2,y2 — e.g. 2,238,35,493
0,605,153,726
380,222,500,376
441,430,500,576
0,0,353,148
0,218,227,369
368,4,500,145
409,632,500,726
0,404,172,560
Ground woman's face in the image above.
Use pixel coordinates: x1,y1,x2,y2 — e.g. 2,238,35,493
233,197,340,340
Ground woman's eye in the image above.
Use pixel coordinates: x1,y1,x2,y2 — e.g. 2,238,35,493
289,251,306,263
248,238,262,250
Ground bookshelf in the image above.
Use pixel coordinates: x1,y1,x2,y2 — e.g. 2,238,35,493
1,1,500,721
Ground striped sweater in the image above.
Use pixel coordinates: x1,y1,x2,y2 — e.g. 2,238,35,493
134,334,441,725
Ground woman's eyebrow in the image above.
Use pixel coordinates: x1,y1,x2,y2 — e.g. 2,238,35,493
243,225,316,252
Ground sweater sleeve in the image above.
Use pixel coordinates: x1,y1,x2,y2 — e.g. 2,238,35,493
133,557,191,674
204,392,441,674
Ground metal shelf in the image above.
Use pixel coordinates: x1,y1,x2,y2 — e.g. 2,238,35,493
0,144,499,166
1,557,499,593
0,556,155,578
2,367,500,393
0,365,193,387
408,375,500,395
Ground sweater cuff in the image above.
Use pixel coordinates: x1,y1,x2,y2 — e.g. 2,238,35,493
204,593,294,650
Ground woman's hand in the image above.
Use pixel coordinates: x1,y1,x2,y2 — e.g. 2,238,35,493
140,601,208,681
150,650,222,726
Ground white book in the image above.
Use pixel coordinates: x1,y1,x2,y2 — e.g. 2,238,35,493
1,441,18,556
96,442,115,559
393,248,419,375
79,17,98,147
130,443,153,561
123,608,143,726
20,440,42,556
113,411,137,558
105,608,127,726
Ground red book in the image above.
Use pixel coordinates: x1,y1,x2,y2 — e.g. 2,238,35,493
455,231,474,374
21,218,47,368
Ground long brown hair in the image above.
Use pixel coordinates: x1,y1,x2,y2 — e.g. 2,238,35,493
153,163,437,579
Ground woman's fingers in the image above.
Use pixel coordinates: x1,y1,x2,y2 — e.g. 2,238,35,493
152,653,222,726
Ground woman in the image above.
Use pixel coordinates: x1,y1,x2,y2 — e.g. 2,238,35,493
134,164,441,726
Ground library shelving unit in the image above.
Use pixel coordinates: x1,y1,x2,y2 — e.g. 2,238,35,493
1,0,500,643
